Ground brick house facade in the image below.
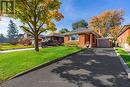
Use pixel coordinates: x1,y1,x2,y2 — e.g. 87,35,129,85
117,25,130,49
64,28,100,48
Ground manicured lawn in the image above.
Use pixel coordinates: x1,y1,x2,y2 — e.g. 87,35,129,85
0,46,81,81
0,43,33,51
115,48,130,68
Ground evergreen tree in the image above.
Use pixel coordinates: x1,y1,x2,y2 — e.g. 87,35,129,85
7,20,18,44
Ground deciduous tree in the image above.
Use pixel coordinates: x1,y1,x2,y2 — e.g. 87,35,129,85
109,26,122,46
89,9,124,37
12,0,63,51
72,20,88,30
59,28,69,34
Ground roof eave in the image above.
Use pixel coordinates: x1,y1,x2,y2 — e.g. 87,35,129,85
118,25,130,37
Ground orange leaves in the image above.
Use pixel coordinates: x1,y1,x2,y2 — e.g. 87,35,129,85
46,21,57,34
47,22,55,29
15,0,63,36
89,9,124,37
45,19,56,30
109,26,122,40
48,9,64,21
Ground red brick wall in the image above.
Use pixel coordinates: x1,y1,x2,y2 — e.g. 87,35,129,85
64,34,86,47
118,28,130,47
64,35,69,43
86,34,89,42
79,34,85,47
64,33,97,48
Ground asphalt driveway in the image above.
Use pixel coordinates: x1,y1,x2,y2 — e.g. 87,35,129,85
2,48,130,87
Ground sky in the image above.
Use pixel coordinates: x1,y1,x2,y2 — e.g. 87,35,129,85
0,0,130,35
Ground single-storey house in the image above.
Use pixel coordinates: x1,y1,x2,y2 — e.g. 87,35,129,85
30,35,44,46
20,33,64,46
117,25,130,49
43,33,64,42
63,28,101,48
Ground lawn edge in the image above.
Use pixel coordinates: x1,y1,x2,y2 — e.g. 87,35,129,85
0,46,34,51
0,48,35,53
7,48,85,80
114,47,130,79
123,48,130,55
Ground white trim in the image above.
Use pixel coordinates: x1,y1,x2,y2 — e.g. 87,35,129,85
69,34,79,41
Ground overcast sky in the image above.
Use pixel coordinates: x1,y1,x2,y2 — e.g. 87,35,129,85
0,0,130,35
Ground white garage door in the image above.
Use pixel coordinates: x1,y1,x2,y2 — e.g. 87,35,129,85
97,38,110,48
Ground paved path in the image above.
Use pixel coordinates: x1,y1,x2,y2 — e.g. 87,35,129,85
0,48,35,53
123,48,130,55
2,48,130,87
126,50,130,55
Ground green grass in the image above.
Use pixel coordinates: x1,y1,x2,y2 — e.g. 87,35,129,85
0,43,33,51
115,47,130,68
0,46,81,81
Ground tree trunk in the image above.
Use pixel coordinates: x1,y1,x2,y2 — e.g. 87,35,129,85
113,40,117,47
34,35,39,52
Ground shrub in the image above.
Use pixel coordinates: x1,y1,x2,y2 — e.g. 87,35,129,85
10,39,18,45
19,38,32,46
0,44,2,49
127,36,130,44
64,41,79,47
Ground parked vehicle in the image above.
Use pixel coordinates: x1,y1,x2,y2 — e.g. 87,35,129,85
41,40,62,48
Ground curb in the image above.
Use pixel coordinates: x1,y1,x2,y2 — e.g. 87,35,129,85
114,48,130,79
8,48,86,80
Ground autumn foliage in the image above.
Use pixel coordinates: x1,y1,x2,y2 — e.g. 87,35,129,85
13,0,63,51
89,9,124,37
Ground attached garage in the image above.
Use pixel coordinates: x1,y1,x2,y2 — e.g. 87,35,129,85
97,38,112,48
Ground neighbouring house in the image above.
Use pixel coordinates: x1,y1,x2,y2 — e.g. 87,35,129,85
19,33,64,46
63,28,101,48
117,25,130,49
31,35,44,46
43,33,64,43
19,33,44,46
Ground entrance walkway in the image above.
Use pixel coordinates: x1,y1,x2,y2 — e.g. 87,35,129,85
0,48,34,53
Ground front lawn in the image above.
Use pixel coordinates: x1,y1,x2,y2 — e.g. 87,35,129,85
0,46,81,81
115,48,130,68
0,43,33,51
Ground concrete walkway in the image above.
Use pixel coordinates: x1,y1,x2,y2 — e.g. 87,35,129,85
126,50,130,55
0,48,35,53
124,48,130,55
2,48,130,87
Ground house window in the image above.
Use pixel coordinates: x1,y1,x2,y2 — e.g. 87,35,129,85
69,34,79,41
